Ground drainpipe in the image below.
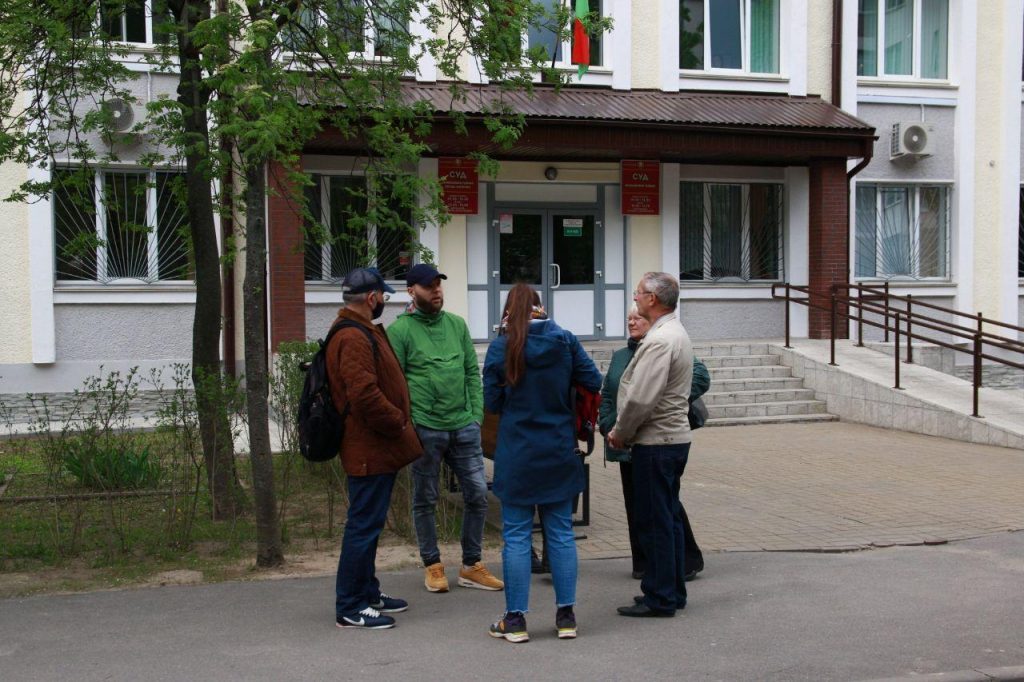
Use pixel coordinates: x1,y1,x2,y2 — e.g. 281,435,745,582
831,0,843,107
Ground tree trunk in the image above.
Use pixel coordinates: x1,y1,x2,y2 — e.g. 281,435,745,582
176,7,245,520
242,162,283,567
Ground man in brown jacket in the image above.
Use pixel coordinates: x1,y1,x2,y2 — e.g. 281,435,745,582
329,267,423,630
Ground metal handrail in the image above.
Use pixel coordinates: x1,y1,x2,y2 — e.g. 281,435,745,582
771,283,1024,418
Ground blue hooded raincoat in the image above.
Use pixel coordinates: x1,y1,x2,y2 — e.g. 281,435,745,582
482,320,603,506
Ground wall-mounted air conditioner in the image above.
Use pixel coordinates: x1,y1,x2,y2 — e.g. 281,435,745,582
99,98,144,143
890,122,934,160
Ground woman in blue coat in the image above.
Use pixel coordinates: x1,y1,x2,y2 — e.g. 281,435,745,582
483,284,602,643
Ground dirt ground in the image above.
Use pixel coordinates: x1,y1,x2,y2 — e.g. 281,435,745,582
0,540,505,598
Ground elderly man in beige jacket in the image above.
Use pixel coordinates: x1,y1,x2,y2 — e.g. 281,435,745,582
608,271,694,618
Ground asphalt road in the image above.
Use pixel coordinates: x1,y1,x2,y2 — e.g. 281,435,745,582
2,532,1023,681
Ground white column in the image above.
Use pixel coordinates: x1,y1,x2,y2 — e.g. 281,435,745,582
785,167,810,338
418,157,441,262
611,0,632,91
787,0,808,97
660,0,679,92
954,0,977,318
661,163,680,275
412,5,437,82
28,163,55,364
997,0,1023,327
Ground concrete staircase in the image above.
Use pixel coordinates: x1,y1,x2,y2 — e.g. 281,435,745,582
694,342,836,427
476,340,836,427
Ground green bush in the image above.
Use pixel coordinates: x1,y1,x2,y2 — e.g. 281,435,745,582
63,441,163,490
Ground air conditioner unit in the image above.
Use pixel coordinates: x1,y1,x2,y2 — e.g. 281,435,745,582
98,98,146,144
890,121,934,160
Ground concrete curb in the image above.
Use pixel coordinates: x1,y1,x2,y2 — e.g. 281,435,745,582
863,666,1024,682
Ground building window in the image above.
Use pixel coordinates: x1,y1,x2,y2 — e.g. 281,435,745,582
304,174,415,283
679,182,784,282
91,0,173,44
284,0,409,58
52,168,190,283
527,0,604,69
855,184,950,279
680,0,780,74
857,0,948,79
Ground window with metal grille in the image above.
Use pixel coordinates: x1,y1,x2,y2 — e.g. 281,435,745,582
52,168,190,283
855,184,950,280
678,182,784,282
303,174,415,283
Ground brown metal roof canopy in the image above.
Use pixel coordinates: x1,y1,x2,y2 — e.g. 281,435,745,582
311,82,876,166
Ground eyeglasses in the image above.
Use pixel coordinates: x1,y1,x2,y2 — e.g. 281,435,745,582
632,288,653,299
373,292,391,302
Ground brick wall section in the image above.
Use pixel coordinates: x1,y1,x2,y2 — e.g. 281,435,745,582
268,161,307,350
807,159,850,340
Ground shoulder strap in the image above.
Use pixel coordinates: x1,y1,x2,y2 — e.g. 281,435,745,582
325,320,378,358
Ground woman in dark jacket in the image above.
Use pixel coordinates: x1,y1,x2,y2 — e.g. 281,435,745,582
599,306,710,581
483,284,602,643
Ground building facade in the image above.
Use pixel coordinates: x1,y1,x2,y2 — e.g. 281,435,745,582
1,0,1023,394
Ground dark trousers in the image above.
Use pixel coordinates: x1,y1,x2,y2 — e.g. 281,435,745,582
620,458,703,576
631,443,691,614
335,472,396,618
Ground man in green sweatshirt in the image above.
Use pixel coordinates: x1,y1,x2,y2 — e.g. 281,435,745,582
387,264,504,594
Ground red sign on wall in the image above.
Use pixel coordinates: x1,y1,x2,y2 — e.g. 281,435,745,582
621,160,661,215
439,157,479,215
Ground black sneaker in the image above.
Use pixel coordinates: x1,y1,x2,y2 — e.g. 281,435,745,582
370,592,408,613
489,611,529,643
336,606,396,629
555,605,577,639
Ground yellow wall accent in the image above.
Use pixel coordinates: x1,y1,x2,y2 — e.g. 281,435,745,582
439,214,469,321
627,215,662,289
972,2,1007,320
0,160,32,364
632,0,661,89
494,161,618,183
807,1,833,100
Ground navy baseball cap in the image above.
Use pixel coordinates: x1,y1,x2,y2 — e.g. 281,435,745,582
341,267,395,295
406,263,447,287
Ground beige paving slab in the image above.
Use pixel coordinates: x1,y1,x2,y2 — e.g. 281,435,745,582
575,421,1024,561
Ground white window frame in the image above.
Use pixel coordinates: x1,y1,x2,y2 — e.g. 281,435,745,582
283,0,409,62
305,172,417,285
94,0,169,47
524,0,611,75
857,0,950,83
53,167,189,284
680,180,785,283
679,0,784,77
855,182,952,281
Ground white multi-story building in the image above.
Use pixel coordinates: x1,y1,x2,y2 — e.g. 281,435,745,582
1,0,1021,394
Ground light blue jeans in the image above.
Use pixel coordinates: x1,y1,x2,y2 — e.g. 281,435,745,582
501,499,577,614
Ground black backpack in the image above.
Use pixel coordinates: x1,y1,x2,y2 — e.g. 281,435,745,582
297,320,377,462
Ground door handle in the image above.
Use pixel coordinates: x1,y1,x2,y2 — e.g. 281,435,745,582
550,263,561,289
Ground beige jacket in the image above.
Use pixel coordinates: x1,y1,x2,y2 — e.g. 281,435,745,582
614,311,693,446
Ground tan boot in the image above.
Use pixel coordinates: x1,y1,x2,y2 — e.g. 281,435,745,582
424,562,449,592
458,561,504,591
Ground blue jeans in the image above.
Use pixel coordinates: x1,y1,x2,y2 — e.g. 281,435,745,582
501,499,576,614
335,473,395,618
632,442,691,614
412,423,488,566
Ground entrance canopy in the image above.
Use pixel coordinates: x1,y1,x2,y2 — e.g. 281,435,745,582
308,82,876,165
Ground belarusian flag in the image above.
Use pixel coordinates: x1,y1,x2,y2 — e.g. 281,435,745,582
571,0,590,78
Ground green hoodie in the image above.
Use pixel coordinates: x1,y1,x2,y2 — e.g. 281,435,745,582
386,308,483,431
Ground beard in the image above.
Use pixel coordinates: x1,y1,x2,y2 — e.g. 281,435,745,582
413,289,444,314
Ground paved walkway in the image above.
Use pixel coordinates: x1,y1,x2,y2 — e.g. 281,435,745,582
574,421,1024,560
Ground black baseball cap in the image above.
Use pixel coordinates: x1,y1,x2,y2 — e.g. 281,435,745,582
341,267,395,295
405,263,448,287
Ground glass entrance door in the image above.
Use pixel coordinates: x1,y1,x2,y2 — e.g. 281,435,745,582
492,209,600,339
